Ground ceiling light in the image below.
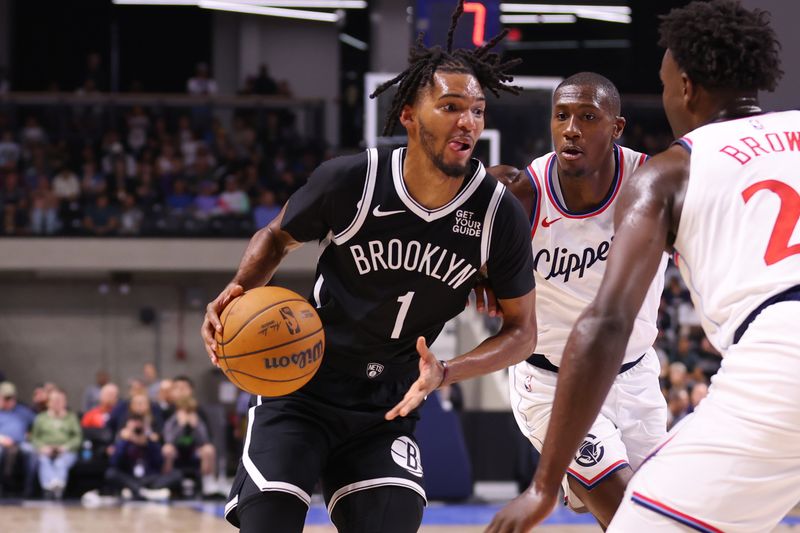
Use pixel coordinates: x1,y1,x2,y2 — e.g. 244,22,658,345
199,0,340,21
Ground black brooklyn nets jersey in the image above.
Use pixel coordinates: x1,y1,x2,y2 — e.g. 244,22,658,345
282,147,535,380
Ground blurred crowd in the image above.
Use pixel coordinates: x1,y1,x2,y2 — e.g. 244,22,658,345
655,264,721,429
0,60,329,237
0,364,249,503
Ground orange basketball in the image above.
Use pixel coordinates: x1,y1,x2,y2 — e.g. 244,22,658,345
216,286,325,397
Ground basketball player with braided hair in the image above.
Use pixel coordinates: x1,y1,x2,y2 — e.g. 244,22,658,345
488,1,797,531
201,2,536,531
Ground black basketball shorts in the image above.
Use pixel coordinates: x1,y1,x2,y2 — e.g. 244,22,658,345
224,372,427,527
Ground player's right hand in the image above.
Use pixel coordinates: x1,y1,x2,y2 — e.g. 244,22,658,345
485,485,558,533
201,283,244,367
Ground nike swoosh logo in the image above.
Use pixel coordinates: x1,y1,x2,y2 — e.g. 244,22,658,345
372,205,405,217
541,217,562,228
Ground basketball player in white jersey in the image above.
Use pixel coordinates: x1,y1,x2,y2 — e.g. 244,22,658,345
487,1,798,532
486,72,667,528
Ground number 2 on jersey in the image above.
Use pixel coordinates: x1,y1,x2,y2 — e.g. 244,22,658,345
741,179,800,265
391,291,415,339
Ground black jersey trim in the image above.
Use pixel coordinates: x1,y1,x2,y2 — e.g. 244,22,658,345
480,181,506,266
391,147,486,222
333,148,378,244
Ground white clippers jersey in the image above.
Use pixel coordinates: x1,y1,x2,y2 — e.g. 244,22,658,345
527,144,667,366
673,111,800,352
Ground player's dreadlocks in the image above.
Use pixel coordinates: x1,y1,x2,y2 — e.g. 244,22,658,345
659,0,782,92
370,0,522,136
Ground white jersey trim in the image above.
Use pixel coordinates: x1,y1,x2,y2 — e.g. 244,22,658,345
313,274,324,308
224,494,239,518
326,476,428,515
333,148,378,245
391,147,486,222
241,396,312,507
480,182,506,266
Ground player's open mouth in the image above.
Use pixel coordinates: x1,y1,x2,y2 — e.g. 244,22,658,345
561,146,583,160
448,138,473,152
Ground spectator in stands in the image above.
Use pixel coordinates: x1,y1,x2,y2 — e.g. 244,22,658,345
166,178,194,214
83,194,119,235
20,116,47,147
689,382,709,412
668,361,690,393
128,392,164,440
0,130,21,169
186,63,218,96
105,414,181,501
154,379,173,415
31,382,56,413
218,175,249,216
81,383,119,430
252,189,280,228
1,171,29,235
126,106,150,154
161,397,217,495
52,166,81,204
194,180,219,220
252,64,278,95
0,381,37,497
142,363,160,402
695,335,722,381
667,388,690,429
82,370,111,412
29,176,60,235
118,193,144,235
31,389,81,499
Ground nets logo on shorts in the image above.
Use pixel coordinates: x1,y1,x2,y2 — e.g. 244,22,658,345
366,362,384,379
390,437,423,477
575,434,605,467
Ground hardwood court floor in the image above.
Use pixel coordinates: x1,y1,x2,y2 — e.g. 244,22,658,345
3,501,799,532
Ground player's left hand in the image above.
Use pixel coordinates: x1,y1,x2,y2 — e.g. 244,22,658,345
485,486,558,533
385,337,444,420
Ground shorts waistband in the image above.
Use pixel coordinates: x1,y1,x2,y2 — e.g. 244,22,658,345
323,352,420,382
733,284,800,345
525,353,645,374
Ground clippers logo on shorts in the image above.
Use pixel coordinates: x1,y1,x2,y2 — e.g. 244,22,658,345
279,306,301,335
575,434,605,467
391,437,423,477
366,362,384,379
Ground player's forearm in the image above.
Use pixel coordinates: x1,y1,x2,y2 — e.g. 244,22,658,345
444,320,536,386
533,309,630,493
231,223,294,289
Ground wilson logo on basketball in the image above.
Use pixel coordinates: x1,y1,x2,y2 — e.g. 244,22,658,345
263,340,324,370
279,306,302,335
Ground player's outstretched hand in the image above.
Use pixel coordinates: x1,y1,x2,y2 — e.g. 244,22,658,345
485,485,558,533
201,283,244,367
385,337,444,421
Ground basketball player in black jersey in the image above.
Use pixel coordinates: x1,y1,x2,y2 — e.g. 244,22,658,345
201,2,536,532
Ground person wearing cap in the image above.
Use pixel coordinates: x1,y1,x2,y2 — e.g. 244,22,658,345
0,381,37,497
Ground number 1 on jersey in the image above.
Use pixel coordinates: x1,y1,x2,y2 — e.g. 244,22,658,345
391,291,415,339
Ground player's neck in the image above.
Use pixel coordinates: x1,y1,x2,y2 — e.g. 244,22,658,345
556,151,616,213
402,150,467,209
699,93,762,128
